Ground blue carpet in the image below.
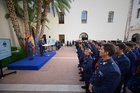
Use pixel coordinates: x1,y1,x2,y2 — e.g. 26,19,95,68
8,51,56,70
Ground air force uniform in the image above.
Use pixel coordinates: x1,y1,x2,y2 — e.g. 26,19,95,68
113,54,130,93
92,58,121,93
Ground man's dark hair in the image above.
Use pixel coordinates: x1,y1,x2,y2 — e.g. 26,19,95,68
96,42,102,47
116,43,126,52
125,42,133,48
111,40,117,45
103,44,116,56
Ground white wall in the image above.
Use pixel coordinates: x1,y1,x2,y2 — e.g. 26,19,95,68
44,0,130,42
128,0,140,41
131,0,140,25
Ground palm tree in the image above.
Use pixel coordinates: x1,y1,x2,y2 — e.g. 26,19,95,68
39,0,73,39
5,0,74,46
23,0,29,36
5,0,24,48
39,0,51,40
35,0,43,41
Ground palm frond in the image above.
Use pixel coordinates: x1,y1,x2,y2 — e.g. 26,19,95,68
51,0,56,17
28,5,36,22
13,0,24,19
50,0,72,17
45,25,50,30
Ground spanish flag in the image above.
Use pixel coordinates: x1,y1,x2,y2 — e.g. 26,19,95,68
32,29,38,51
30,32,35,51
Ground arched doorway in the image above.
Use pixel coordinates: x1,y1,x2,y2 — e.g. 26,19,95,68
131,33,140,42
79,32,88,40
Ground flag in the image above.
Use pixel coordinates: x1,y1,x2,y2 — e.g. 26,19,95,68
32,28,38,51
29,32,35,51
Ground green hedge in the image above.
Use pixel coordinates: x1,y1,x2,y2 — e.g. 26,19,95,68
1,47,28,67
11,46,18,51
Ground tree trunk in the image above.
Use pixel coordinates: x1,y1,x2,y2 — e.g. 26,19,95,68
39,1,51,39
35,0,43,41
23,0,29,37
5,0,24,48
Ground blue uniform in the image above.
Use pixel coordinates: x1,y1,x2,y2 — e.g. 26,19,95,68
79,51,85,67
38,40,45,56
114,54,130,76
92,58,121,93
84,55,93,79
133,49,140,67
26,40,33,60
125,51,136,74
84,55,93,93
125,65,140,93
113,54,130,93
137,47,140,53
91,44,97,58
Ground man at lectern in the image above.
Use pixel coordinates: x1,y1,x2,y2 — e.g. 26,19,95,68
38,37,45,56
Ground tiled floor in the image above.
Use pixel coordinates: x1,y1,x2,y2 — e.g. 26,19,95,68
0,46,85,93
0,84,84,92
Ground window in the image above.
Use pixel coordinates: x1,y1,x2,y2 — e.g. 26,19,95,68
137,8,140,18
139,0,140,4
59,12,64,24
108,11,114,23
81,11,87,23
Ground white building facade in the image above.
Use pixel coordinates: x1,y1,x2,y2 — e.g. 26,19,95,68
46,0,130,43
1,0,139,47
128,0,140,42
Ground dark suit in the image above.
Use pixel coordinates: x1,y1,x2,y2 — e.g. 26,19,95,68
38,40,45,56
26,40,33,60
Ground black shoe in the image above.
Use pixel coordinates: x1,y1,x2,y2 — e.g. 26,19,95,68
81,86,86,89
79,78,84,81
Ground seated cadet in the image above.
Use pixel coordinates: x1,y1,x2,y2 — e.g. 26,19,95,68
89,44,121,93
125,65,140,93
114,43,130,93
